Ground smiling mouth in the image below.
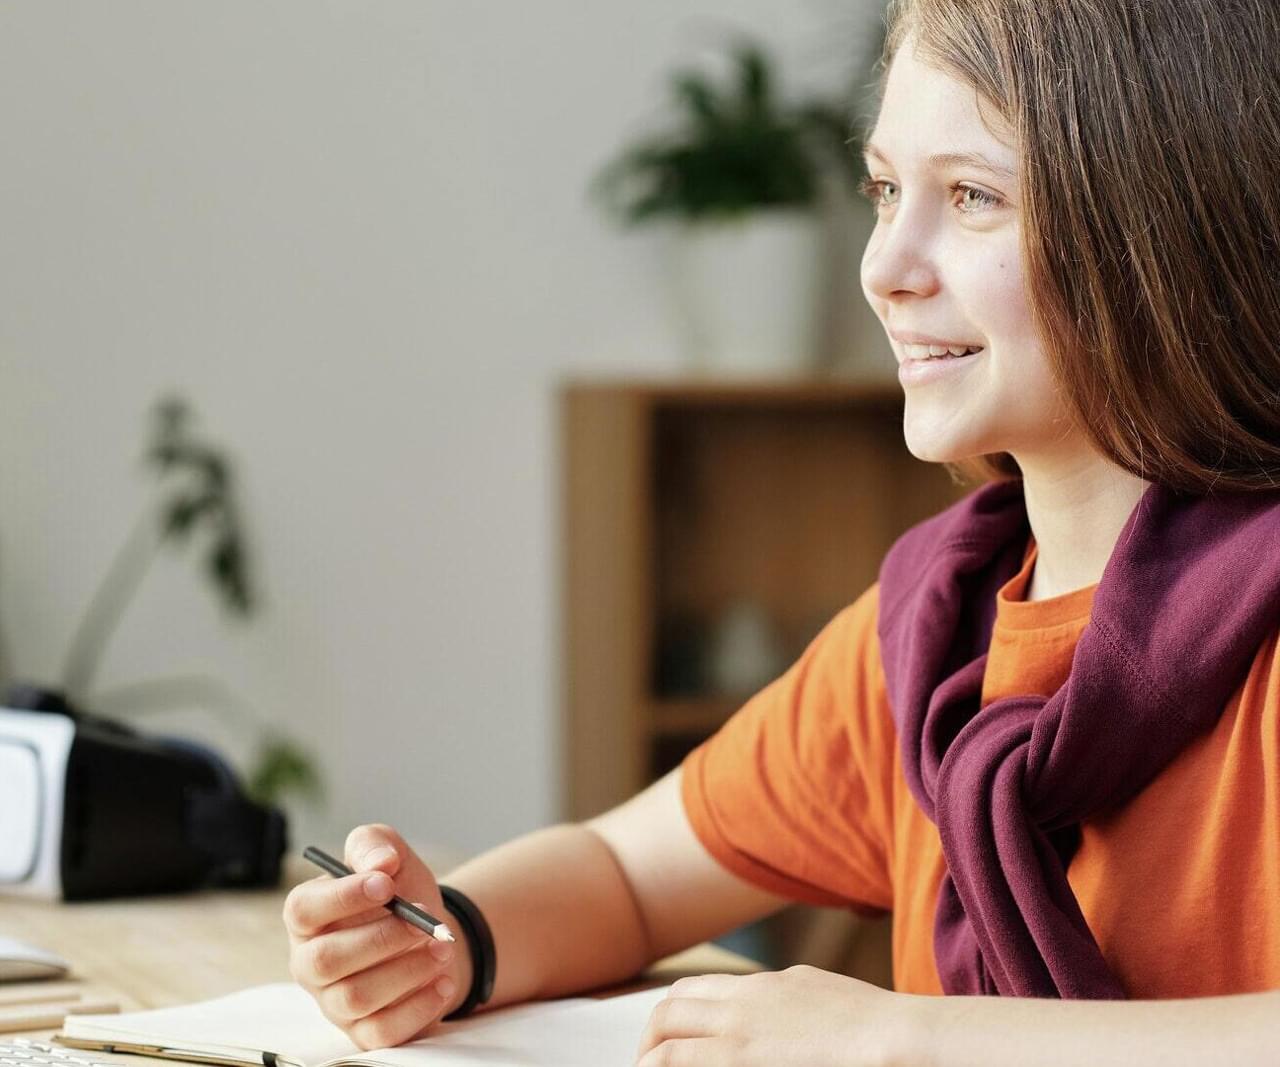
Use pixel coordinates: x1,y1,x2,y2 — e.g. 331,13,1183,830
900,345,985,363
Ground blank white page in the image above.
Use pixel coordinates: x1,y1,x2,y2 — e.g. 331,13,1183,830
369,986,671,1067
63,982,673,1067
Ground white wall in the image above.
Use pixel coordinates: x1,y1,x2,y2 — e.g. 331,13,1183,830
0,1,884,860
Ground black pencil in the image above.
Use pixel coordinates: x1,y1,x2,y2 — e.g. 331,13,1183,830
303,845,455,943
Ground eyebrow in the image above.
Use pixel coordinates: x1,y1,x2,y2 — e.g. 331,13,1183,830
862,142,1016,181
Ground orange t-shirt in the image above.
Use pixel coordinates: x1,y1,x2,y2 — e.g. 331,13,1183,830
681,542,1280,997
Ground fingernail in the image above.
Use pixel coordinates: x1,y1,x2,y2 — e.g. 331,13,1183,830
365,846,397,868
364,872,393,901
429,938,454,962
434,975,455,1000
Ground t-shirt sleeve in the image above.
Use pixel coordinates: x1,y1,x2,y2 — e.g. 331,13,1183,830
680,584,896,915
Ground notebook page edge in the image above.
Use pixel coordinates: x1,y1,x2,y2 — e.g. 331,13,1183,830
60,983,354,1067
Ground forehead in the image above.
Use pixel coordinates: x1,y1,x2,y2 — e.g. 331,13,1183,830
867,42,1016,172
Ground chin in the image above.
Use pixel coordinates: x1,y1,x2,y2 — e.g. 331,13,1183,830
904,441,973,465
901,425,989,466
900,398,1005,466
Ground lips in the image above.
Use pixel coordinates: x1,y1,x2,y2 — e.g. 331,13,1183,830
897,344,985,386
899,343,985,361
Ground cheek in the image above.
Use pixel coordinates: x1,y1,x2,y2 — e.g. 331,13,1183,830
993,262,1028,323
993,262,1057,387
859,240,885,317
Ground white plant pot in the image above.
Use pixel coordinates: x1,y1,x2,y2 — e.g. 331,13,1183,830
667,209,823,377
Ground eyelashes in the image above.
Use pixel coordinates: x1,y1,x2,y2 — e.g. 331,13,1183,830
856,175,887,207
856,175,1005,213
856,175,884,203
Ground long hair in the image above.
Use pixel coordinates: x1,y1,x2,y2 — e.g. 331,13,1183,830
871,0,1280,492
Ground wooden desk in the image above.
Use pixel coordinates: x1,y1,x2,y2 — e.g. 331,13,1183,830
0,856,759,1041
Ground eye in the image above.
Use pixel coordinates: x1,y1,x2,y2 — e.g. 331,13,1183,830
856,175,1005,214
857,175,897,208
955,184,1003,211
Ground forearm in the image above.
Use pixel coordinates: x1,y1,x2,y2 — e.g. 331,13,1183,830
436,823,650,1014
908,987,1280,1067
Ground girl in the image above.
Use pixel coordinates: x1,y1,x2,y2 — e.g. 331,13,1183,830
284,1,1280,1062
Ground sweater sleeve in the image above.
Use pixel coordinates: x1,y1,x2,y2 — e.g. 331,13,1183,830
680,584,896,914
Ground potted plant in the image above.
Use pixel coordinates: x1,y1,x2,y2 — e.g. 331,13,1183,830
4,397,321,810
592,37,872,377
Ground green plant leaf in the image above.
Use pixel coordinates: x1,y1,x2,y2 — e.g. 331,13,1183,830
672,72,722,129
736,44,771,118
144,397,260,616
155,396,190,437
590,35,832,224
149,442,182,471
247,737,323,807
197,452,228,492
207,534,253,615
590,13,890,226
161,492,219,542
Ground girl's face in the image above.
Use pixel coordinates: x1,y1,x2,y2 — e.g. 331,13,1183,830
859,40,1083,467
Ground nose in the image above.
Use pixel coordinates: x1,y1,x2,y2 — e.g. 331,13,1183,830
860,208,941,303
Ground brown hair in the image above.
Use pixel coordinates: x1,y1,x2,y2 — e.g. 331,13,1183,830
869,0,1280,492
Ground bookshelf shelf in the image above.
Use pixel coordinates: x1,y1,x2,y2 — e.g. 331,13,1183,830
560,377,965,821
649,697,740,736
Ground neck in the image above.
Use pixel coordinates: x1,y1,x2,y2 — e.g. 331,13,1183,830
1014,452,1151,602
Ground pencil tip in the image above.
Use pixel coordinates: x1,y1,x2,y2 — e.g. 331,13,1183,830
436,925,455,943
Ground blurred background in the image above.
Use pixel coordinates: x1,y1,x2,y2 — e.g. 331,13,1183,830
0,0,960,976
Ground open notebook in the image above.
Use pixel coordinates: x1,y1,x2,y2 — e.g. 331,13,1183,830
58,982,673,1067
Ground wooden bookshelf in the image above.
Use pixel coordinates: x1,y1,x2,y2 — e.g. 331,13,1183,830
560,378,966,822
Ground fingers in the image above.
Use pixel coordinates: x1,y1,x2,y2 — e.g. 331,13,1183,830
284,869,396,940
634,995,734,1063
317,942,455,1030
347,978,457,1052
665,973,740,1000
294,910,444,987
634,1037,722,1067
283,824,454,1049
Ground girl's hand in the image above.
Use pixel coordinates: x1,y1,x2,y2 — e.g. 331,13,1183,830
283,825,464,1049
634,965,921,1067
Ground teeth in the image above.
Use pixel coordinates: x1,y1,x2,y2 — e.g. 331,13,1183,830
902,343,983,360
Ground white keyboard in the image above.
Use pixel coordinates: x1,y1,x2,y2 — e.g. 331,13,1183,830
0,1040,116,1067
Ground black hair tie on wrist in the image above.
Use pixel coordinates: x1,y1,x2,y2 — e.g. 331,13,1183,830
439,885,496,1020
